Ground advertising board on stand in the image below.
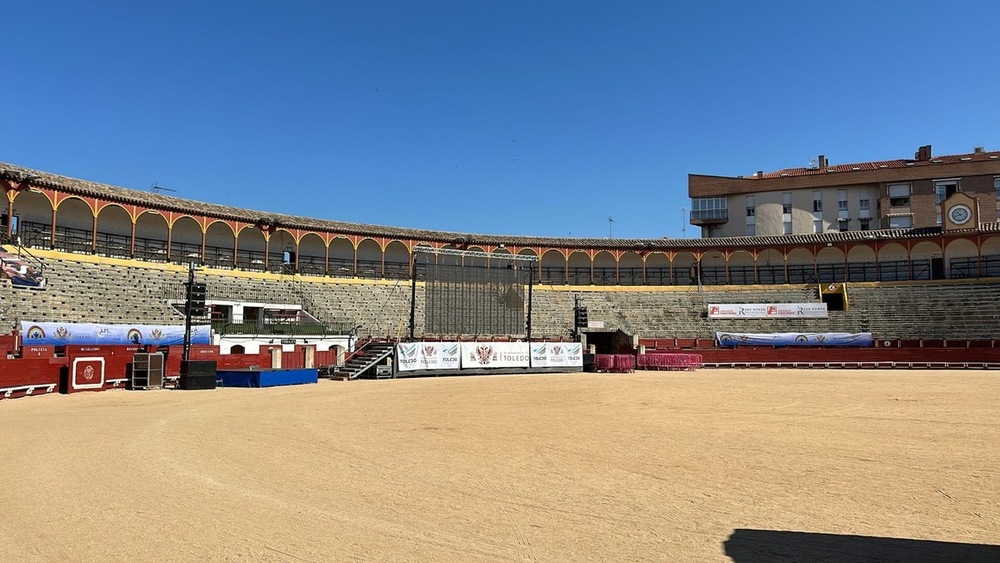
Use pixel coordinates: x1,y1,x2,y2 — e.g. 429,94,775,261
530,342,584,368
396,342,462,372
707,303,828,319
460,342,530,369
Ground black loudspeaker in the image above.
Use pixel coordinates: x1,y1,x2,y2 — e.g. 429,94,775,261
179,360,218,390
181,360,217,376
583,353,596,373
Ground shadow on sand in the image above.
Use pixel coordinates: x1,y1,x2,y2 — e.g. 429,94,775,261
724,528,1000,562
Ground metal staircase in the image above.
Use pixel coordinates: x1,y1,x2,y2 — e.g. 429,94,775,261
333,340,396,380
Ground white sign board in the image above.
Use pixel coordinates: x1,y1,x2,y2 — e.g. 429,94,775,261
707,303,828,319
396,342,462,372
460,342,531,369
530,342,584,368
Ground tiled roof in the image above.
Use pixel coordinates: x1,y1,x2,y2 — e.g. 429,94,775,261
753,150,1000,180
0,160,993,251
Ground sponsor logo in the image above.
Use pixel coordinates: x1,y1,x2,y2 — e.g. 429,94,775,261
127,328,143,343
398,344,418,365
150,329,163,341
55,326,71,341
83,365,95,381
471,345,497,365
26,325,45,339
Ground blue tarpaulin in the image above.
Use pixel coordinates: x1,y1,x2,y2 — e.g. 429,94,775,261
716,332,873,348
218,369,318,388
21,321,210,346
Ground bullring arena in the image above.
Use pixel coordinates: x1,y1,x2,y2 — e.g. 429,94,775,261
3,370,999,561
1,160,1000,561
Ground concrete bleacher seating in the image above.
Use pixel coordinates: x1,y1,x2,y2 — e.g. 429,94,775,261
2,251,997,343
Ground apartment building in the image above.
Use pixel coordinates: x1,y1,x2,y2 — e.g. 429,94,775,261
688,145,1000,238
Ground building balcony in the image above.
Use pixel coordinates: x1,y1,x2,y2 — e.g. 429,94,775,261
690,209,729,225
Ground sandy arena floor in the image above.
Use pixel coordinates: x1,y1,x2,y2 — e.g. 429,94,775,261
1,369,998,562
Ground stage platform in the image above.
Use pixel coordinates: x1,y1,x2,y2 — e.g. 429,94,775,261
217,368,318,388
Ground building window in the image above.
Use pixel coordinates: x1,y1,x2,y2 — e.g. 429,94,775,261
995,177,1000,211
746,195,755,217
783,221,792,235
859,218,871,231
889,216,913,229
838,218,849,232
935,180,958,203
812,190,823,212
888,183,911,207
691,196,727,220
782,192,792,214
814,219,823,233
746,224,755,236
838,190,848,212
859,198,870,210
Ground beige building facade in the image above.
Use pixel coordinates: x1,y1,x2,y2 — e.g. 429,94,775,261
689,145,1000,238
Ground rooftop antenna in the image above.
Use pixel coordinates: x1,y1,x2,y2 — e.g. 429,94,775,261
607,216,615,239
150,182,177,194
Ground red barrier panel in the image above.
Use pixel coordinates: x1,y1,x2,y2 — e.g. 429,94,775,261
188,345,220,359
315,349,337,366
595,355,614,371
223,353,270,370
697,346,1000,368
594,354,635,373
281,351,305,369
613,354,635,373
21,345,55,358
0,357,64,399
63,355,107,394
637,353,703,371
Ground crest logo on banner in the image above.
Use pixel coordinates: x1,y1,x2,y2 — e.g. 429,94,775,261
26,325,45,340
472,345,497,365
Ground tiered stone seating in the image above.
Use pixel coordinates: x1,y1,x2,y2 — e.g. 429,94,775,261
0,257,185,326
3,252,998,343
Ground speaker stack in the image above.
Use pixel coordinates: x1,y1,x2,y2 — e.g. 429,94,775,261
179,360,218,390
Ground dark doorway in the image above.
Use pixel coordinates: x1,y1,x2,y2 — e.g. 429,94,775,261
931,257,945,279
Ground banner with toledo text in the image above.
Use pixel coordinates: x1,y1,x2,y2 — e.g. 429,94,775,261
530,342,584,368
21,321,211,347
460,342,531,369
395,342,462,372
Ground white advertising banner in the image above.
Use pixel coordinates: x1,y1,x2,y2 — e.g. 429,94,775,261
707,303,828,319
461,342,531,369
395,342,461,372
530,342,584,368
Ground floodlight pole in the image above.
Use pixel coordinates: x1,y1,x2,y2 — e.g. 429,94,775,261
182,261,195,362
409,256,418,341
526,262,533,343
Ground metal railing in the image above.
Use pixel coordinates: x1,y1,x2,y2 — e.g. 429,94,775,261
15,221,998,286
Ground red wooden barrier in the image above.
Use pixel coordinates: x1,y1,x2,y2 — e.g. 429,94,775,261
0,357,64,399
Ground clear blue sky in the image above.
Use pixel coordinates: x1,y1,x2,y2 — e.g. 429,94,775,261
3,1,998,239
